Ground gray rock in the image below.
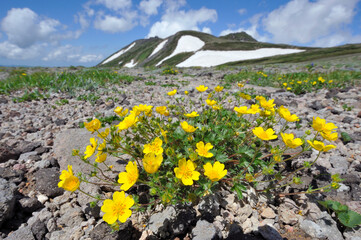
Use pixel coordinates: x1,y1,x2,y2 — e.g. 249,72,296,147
148,205,176,237
0,178,16,228
344,226,361,240
5,226,35,240
192,220,221,240
53,128,125,178
31,221,47,240
0,167,24,183
329,156,350,175
19,197,44,213
300,211,343,240
198,194,223,222
258,224,283,240
0,143,20,163
57,202,84,227
35,167,64,198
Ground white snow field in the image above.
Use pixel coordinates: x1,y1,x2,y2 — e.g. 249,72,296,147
101,42,136,65
156,35,205,66
149,39,168,58
124,59,137,68
176,48,304,67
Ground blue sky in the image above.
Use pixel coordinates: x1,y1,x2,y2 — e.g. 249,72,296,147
0,0,360,67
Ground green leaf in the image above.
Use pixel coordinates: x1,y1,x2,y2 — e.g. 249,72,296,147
231,183,246,199
215,153,229,163
318,200,343,212
337,210,361,228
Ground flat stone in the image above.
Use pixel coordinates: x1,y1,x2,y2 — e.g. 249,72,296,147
35,167,64,198
0,178,17,228
5,226,35,240
192,220,221,240
261,207,276,219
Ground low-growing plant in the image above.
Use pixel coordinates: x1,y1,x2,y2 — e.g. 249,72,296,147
161,66,179,75
319,200,361,228
58,82,340,230
76,93,100,105
342,104,353,111
145,81,157,86
160,83,179,88
55,99,69,105
12,90,48,103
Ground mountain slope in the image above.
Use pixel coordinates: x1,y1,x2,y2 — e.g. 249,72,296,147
97,31,361,68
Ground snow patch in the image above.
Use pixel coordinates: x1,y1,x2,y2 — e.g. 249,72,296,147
156,35,204,66
149,39,168,58
102,42,136,65
176,48,305,67
124,59,137,68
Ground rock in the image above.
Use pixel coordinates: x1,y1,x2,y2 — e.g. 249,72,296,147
19,197,44,213
15,141,42,154
329,156,349,175
53,128,124,178
358,111,361,118
343,226,361,240
35,167,64,198
192,220,221,240
30,221,47,240
0,178,17,228
198,194,222,222
258,224,283,240
5,226,35,240
0,143,20,163
299,211,343,240
89,221,140,240
57,202,84,227
226,223,245,240
0,167,24,183
343,116,355,124
148,205,176,237
260,207,276,219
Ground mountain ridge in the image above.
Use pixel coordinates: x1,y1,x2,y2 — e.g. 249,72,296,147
97,30,361,68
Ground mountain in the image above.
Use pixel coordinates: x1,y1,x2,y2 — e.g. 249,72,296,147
97,30,361,68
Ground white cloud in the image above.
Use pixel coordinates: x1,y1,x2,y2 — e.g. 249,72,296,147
238,8,247,15
94,14,137,33
0,41,45,60
147,7,217,38
202,27,212,34
42,44,103,64
263,0,359,45
1,8,61,48
96,0,132,11
139,0,163,15
219,14,268,42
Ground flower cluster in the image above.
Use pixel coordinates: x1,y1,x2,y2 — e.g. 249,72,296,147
59,82,338,229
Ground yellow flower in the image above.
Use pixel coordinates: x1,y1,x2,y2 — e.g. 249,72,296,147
237,83,244,88
312,81,317,85
143,153,163,174
307,140,336,152
114,107,129,117
281,133,303,148
95,153,107,163
287,87,291,90
245,173,254,182
84,119,101,133
58,165,80,192
101,191,134,224
247,104,260,114
239,93,251,100
133,104,153,116
259,98,275,110
212,105,221,110
234,106,248,115
260,109,275,117
312,117,337,133
283,83,287,87
156,106,169,116
118,161,139,191
196,85,208,92
297,81,302,84
184,111,199,118
174,158,200,185
328,80,333,83
215,86,224,92
321,131,338,141
185,91,189,95
143,137,163,155
22,73,27,76
181,121,197,133
84,138,98,159
203,161,227,182
206,99,217,106
196,141,214,158
97,128,110,139
318,77,325,83
168,89,177,96
252,127,278,141
279,106,299,122
117,113,138,131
